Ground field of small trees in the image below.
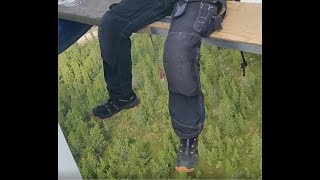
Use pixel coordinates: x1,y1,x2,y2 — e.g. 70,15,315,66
58,32,262,179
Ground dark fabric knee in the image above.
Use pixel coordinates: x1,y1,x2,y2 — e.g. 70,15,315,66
163,32,202,96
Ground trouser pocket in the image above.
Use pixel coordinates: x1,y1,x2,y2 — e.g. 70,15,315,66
170,1,222,37
192,1,220,37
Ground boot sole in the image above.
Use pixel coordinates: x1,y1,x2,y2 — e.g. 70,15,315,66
93,98,140,120
175,159,198,172
175,166,195,172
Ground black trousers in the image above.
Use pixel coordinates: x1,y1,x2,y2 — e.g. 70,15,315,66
98,0,221,139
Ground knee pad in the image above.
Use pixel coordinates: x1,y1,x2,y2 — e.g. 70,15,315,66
163,32,202,96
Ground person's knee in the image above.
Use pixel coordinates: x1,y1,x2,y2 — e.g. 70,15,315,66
163,32,202,96
98,12,131,65
98,12,132,39
99,12,119,36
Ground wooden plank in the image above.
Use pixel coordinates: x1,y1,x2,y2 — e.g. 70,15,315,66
144,20,262,54
145,2,261,46
58,0,262,54
211,2,262,46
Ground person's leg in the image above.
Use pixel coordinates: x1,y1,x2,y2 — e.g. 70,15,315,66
93,0,176,119
163,0,225,172
58,18,92,55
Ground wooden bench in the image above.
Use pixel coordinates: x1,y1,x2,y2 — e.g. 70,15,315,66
58,0,262,54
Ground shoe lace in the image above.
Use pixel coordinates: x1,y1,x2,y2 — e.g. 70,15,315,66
179,137,198,155
103,99,120,113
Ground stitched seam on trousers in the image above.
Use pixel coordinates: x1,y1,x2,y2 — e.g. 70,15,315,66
167,31,202,38
198,123,204,134
172,117,200,129
193,2,209,33
175,129,199,137
200,93,204,118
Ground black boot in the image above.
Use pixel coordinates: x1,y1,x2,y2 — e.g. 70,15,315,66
92,92,140,119
175,137,199,172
